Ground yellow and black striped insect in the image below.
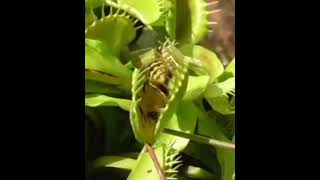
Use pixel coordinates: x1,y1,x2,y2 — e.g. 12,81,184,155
139,54,174,122
130,39,188,144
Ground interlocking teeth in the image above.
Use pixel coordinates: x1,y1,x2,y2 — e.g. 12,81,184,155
167,177,178,180
109,6,113,16
135,25,143,30
115,8,120,15
133,18,139,25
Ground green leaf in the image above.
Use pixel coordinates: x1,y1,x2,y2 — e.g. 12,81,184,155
183,142,221,175
183,75,210,101
131,28,162,50
192,45,224,83
91,156,136,170
85,80,118,94
166,0,192,43
204,77,235,115
105,0,163,25
225,59,235,75
119,0,162,24
189,0,210,43
207,96,235,115
85,0,104,9
197,109,235,180
205,77,235,98
157,101,199,151
85,69,132,94
85,39,132,80
181,165,216,179
166,0,211,44
85,94,132,111
127,146,165,180
85,14,136,56
218,58,235,82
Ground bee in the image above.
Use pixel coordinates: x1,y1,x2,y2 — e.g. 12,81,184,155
138,55,175,124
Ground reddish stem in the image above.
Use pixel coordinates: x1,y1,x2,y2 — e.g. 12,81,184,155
146,143,167,180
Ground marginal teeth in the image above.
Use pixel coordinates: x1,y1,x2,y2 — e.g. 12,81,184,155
167,177,178,180
115,8,120,15
135,25,143,30
133,18,139,24
207,9,221,14
101,4,105,17
208,21,218,25
109,6,113,16
207,1,219,6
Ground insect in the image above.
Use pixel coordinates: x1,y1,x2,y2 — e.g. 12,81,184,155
138,54,174,121
130,38,188,144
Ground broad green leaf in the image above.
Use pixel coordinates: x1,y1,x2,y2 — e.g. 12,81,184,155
197,108,235,180
181,165,215,179
207,96,235,115
85,79,130,96
127,146,165,180
157,100,199,151
132,28,162,50
205,77,235,98
183,75,210,101
183,142,221,175
85,0,104,9
91,156,136,170
85,39,132,80
85,69,132,94
85,94,132,111
204,76,235,115
105,0,163,25
218,58,235,82
192,45,224,83
85,14,136,56
225,58,235,76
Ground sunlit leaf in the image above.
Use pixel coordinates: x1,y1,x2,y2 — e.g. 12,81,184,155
197,108,235,180
205,77,235,98
85,39,132,80
92,156,136,170
192,45,224,83
183,75,210,101
85,94,132,111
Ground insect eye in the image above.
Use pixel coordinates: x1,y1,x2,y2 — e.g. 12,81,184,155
148,111,159,121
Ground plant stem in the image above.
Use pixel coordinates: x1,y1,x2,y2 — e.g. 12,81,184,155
163,128,235,150
145,143,167,180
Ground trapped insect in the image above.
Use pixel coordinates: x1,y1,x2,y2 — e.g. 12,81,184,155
130,39,189,144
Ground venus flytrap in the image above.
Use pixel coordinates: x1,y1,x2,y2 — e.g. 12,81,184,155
85,0,235,179
85,5,138,95
166,0,220,44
